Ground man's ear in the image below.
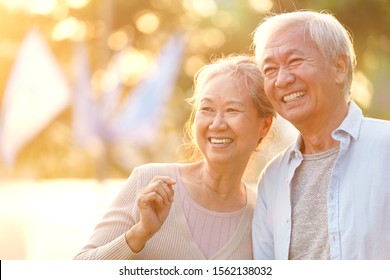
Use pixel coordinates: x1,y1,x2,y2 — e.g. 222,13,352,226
259,115,273,139
334,54,348,85
255,115,273,148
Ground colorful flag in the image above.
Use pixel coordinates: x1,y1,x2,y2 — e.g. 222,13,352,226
0,28,71,166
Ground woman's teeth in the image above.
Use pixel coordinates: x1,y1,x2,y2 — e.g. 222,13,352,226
210,138,233,144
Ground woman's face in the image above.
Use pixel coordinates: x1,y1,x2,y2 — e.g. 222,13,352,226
194,73,271,166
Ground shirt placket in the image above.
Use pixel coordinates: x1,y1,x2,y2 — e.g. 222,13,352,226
283,151,302,259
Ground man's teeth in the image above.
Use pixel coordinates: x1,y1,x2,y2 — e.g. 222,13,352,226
210,138,233,144
283,91,305,103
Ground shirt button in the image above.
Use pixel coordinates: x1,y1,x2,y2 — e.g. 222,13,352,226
294,152,299,158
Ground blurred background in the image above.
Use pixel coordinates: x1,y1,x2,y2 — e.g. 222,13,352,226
0,0,389,259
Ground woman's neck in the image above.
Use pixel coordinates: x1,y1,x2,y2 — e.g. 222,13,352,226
180,161,247,212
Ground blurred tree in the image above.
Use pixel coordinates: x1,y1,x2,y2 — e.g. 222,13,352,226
0,0,389,179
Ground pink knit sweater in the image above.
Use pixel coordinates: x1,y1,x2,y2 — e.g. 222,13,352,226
73,163,255,260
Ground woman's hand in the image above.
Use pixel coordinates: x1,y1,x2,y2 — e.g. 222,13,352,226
125,176,176,252
137,176,176,234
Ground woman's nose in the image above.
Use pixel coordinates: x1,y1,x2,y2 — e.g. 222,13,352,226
209,113,227,130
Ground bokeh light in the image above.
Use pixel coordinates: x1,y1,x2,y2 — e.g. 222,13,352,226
248,0,273,13
183,0,217,17
67,0,90,10
107,30,129,51
0,0,389,261
115,48,153,86
200,27,226,49
351,71,373,109
135,11,160,34
52,17,87,41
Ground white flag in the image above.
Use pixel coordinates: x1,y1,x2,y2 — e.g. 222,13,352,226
0,28,71,166
72,41,102,147
72,41,124,148
108,33,186,145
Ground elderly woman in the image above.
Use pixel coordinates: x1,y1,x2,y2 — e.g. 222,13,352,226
74,54,275,260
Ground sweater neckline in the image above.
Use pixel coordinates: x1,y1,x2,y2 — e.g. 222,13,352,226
172,164,255,260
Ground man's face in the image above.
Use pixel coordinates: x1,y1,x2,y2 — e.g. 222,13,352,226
260,24,345,129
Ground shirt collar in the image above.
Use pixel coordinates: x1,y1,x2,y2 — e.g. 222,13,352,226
331,100,363,141
288,136,303,163
288,101,363,163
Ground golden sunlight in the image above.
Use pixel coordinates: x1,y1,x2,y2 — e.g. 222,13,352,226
107,30,129,51
184,54,206,77
67,0,90,9
51,17,86,41
0,0,89,14
200,27,226,49
117,49,153,86
351,71,373,109
183,0,217,18
95,68,121,94
0,0,55,15
91,48,153,93
211,10,234,29
248,0,273,13
363,50,380,72
135,11,160,34
29,0,56,15
0,179,123,259
179,12,202,31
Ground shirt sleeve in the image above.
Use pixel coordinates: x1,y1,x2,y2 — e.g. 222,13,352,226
252,170,275,260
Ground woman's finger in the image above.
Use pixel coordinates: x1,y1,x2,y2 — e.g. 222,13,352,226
138,191,164,208
142,178,175,204
151,176,176,187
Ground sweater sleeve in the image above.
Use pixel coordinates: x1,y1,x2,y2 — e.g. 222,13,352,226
73,168,143,260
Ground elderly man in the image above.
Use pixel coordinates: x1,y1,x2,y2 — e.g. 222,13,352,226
251,10,390,260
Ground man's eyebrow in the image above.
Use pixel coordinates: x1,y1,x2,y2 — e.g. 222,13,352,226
262,49,305,64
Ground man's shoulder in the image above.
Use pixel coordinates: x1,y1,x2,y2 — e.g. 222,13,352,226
363,117,390,128
357,116,390,140
262,143,295,175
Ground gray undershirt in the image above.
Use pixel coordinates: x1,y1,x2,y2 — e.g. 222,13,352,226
288,147,340,260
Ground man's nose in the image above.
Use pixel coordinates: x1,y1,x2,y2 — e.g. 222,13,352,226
275,66,295,88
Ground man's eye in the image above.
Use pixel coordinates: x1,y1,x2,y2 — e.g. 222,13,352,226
226,108,239,113
263,67,276,76
289,58,303,65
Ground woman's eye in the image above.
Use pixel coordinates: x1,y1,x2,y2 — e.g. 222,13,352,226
200,106,212,112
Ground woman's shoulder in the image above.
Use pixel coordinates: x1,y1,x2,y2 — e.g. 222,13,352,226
122,163,181,191
132,162,179,176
